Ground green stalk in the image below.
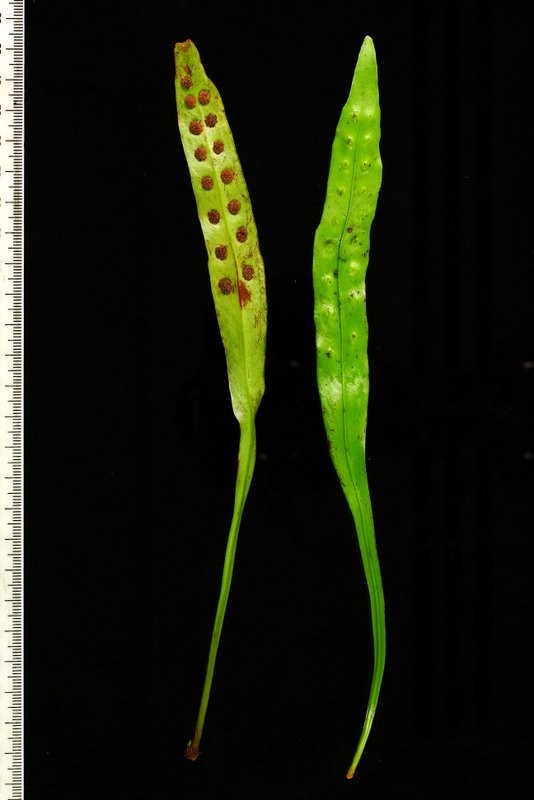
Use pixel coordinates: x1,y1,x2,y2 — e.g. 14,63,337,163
344,456,385,778
185,410,255,760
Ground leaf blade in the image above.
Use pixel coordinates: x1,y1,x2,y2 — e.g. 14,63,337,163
174,40,267,421
312,36,385,779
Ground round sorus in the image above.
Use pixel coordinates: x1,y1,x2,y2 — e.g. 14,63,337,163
221,168,234,185
205,113,218,128
213,140,224,155
198,90,211,105
180,74,193,89
207,209,221,224
227,199,241,215
242,265,254,281
215,244,228,260
194,146,208,162
189,120,203,135
201,176,214,190
184,94,196,109
236,227,248,243
218,277,233,295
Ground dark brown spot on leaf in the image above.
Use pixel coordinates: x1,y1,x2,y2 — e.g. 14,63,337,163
189,120,203,135
201,176,214,190
236,227,248,243
205,113,217,128
221,168,234,184
242,264,254,281
215,244,228,260
198,90,210,105
184,95,196,108
227,199,241,215
213,140,224,154
207,209,221,224
218,277,233,295
194,146,207,162
180,74,193,89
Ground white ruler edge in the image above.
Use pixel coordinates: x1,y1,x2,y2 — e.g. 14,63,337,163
0,1,23,798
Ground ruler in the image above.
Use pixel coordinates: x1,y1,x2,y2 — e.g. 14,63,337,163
0,1,23,798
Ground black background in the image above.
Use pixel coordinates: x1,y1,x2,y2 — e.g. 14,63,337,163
25,1,532,797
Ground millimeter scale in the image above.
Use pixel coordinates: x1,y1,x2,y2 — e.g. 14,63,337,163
0,1,23,798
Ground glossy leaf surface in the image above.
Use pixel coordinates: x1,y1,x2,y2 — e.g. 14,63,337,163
313,36,385,779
